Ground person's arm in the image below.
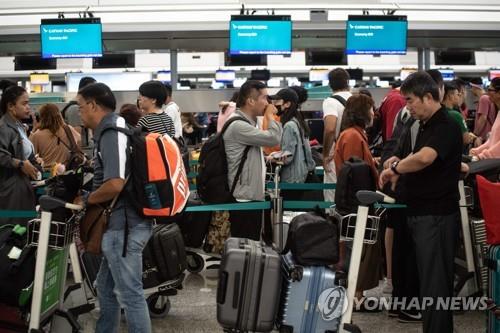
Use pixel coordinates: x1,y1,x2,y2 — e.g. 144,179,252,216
87,178,125,205
231,106,282,147
474,114,487,136
322,115,337,162
478,140,500,160
70,126,82,146
280,123,298,166
137,115,148,130
392,147,437,174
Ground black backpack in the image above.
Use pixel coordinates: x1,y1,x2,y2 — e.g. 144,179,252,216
283,212,339,266
334,157,376,215
0,224,36,308
197,116,251,204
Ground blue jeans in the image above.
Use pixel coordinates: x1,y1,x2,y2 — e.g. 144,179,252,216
95,222,153,333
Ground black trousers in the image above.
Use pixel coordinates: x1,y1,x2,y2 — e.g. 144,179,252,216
408,212,459,333
390,209,420,306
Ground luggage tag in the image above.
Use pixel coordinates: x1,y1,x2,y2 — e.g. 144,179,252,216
7,246,22,260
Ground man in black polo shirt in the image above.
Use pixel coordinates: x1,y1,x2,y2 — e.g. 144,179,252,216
380,71,462,333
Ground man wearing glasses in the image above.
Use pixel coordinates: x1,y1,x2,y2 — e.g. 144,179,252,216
471,77,500,159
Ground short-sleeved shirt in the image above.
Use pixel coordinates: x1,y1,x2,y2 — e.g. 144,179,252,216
475,94,498,140
322,91,352,141
446,108,468,134
379,89,406,141
137,111,175,137
92,113,144,230
163,102,183,138
405,107,462,216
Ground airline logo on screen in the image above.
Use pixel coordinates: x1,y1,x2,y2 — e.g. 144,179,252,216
347,20,407,55
41,23,102,58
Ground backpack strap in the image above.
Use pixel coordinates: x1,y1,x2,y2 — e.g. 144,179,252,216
330,94,347,107
61,100,78,120
220,116,252,196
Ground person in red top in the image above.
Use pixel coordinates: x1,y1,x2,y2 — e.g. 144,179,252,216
335,93,383,304
378,82,406,142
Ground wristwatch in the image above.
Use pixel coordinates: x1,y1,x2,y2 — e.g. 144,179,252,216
17,160,24,169
390,160,401,175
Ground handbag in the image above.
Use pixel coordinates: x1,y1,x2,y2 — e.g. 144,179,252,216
79,192,121,255
57,125,85,170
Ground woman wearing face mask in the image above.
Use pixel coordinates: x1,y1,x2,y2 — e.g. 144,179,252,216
0,86,40,226
269,88,315,200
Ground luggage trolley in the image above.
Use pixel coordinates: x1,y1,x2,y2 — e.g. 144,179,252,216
27,195,84,332
339,190,396,333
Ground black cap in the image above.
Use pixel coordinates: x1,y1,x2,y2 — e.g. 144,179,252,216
268,88,299,104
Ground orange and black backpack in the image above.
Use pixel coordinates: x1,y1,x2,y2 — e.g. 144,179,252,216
98,126,190,219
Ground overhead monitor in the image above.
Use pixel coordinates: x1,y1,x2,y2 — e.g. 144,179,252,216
157,70,171,83
438,69,455,81
489,69,500,81
309,69,329,82
347,68,364,81
215,69,236,83
306,50,347,66
229,15,292,55
435,50,475,66
346,15,408,55
250,69,271,81
40,18,103,59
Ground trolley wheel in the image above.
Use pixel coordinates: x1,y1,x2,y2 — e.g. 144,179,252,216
186,253,205,273
147,294,171,318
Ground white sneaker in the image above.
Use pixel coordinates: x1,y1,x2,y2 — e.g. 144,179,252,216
363,278,393,298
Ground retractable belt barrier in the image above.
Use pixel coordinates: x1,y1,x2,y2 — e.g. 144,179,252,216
0,203,406,219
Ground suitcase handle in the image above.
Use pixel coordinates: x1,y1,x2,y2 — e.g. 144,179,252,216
216,271,228,304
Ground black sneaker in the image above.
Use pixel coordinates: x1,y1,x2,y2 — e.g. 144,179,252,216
398,310,422,323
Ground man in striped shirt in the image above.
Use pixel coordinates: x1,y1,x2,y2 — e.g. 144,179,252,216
137,80,175,137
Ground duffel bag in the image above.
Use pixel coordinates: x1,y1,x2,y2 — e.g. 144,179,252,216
283,212,339,266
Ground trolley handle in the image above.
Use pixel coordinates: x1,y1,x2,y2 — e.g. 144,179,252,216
356,190,395,206
39,195,83,212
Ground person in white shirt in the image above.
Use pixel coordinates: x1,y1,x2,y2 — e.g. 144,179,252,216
322,68,352,206
162,83,183,138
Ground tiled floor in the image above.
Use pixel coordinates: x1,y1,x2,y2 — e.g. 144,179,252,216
61,265,487,333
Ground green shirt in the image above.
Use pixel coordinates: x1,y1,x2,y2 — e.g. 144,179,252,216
446,108,468,134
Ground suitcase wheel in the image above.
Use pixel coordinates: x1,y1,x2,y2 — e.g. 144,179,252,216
186,253,205,273
147,294,171,318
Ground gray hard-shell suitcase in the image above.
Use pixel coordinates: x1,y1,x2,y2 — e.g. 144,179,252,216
277,253,346,333
470,218,489,295
217,238,282,332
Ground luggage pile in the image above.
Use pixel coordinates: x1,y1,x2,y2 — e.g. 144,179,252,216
216,211,346,333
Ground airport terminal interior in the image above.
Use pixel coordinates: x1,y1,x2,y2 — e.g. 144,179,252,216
1,0,500,332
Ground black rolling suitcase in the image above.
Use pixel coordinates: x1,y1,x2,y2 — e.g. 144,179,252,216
80,252,102,296
216,238,281,332
142,223,187,289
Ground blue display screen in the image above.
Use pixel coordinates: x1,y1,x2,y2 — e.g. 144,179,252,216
230,15,292,55
439,69,455,81
346,16,407,55
40,18,103,59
